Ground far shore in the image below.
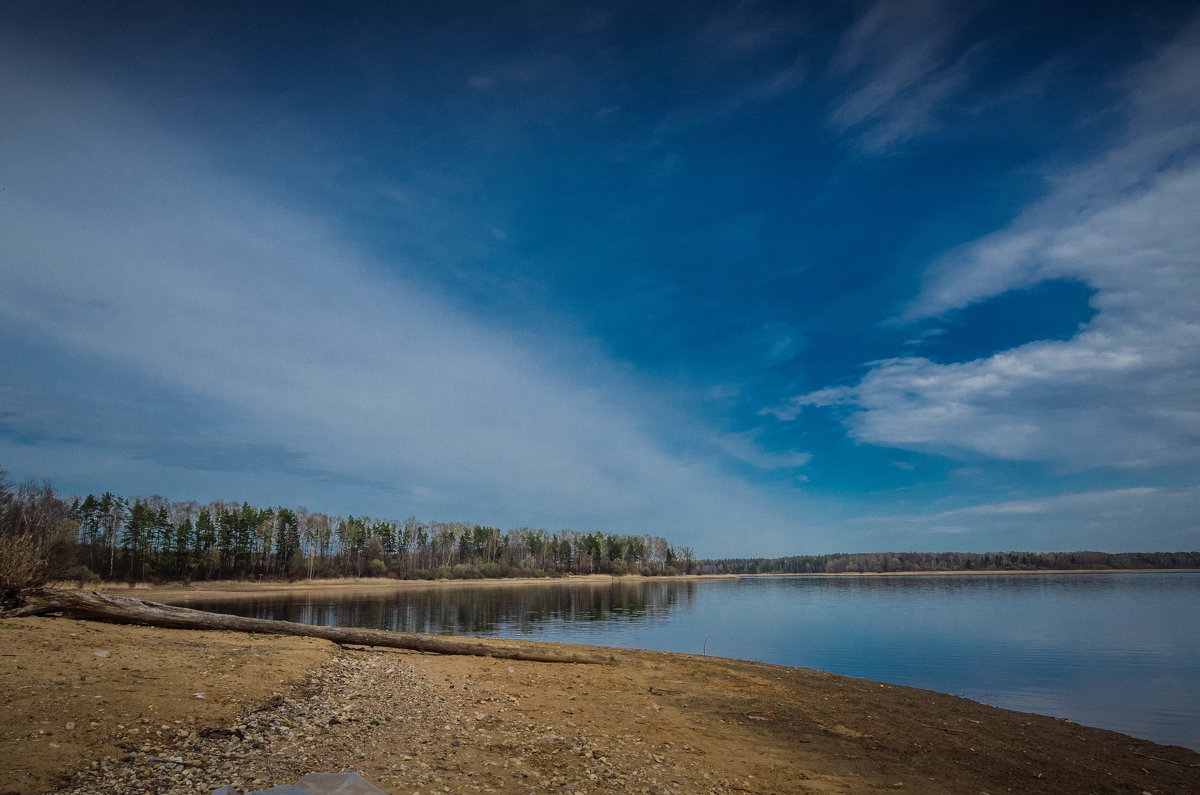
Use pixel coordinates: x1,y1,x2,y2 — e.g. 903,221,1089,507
70,567,1200,602
82,572,738,601
740,567,1200,577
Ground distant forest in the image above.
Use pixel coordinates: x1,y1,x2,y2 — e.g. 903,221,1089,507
2,468,1196,590
0,469,697,588
701,550,1200,575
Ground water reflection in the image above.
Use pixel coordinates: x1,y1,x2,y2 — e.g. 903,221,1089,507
184,579,699,637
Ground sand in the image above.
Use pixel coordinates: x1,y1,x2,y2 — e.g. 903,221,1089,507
2,580,1198,794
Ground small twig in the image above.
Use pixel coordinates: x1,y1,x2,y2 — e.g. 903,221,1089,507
148,756,204,767
920,724,967,733
1131,751,1200,768
248,694,285,714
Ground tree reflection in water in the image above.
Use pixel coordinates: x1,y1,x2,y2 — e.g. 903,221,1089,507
182,579,698,637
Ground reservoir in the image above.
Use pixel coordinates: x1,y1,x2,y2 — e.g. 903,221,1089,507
182,571,1200,751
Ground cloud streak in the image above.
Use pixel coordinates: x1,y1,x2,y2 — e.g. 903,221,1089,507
827,0,985,150
0,40,811,553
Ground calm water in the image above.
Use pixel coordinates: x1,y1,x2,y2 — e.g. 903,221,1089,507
181,572,1200,750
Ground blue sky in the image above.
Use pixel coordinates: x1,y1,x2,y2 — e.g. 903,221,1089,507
3,1,1199,556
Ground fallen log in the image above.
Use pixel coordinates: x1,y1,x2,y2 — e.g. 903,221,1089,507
2,589,618,664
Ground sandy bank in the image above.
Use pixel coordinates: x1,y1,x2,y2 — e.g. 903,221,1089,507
2,615,1198,794
86,573,736,603
741,569,1200,577
82,569,1198,606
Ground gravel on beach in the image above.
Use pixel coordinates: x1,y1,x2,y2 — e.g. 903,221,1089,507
52,649,738,795
5,611,1200,795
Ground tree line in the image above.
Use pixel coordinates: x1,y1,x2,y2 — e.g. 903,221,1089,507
0,468,698,587
701,549,1200,575
5,467,1196,591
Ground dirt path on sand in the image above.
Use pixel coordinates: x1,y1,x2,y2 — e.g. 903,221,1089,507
2,616,1198,794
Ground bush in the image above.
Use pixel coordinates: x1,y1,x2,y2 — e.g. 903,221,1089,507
67,565,101,588
367,558,388,577
0,532,46,590
46,520,80,579
286,549,308,577
451,563,479,579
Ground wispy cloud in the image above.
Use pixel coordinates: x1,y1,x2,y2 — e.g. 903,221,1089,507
712,431,812,472
827,0,985,150
775,15,1200,473
0,39,807,552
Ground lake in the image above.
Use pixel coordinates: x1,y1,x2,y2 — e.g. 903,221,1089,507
180,572,1200,751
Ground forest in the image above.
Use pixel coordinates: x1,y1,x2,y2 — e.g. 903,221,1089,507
0,469,697,588
702,550,1200,574
2,467,1196,590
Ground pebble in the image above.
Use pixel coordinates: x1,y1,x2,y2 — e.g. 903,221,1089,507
52,650,736,795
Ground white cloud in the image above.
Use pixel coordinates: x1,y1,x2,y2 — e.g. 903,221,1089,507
0,39,808,553
782,16,1200,473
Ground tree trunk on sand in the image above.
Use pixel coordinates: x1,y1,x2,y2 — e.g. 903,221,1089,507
2,589,618,665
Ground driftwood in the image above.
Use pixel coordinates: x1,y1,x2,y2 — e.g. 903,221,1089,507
2,589,618,664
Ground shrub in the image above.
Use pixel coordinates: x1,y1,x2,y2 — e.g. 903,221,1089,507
286,549,308,577
46,520,80,579
67,565,101,588
451,563,479,579
367,558,387,577
0,532,46,590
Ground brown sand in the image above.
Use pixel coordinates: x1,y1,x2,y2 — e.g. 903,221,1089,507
84,574,734,603
3,608,1200,793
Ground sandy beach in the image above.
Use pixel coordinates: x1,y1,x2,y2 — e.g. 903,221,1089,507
75,568,1195,604
85,573,735,604
2,580,1198,793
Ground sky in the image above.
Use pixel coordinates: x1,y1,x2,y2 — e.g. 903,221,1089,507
2,1,1199,557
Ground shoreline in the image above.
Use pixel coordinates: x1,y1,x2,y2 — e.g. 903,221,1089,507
83,573,738,602
73,568,1200,602
2,614,1198,794
738,567,1200,577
